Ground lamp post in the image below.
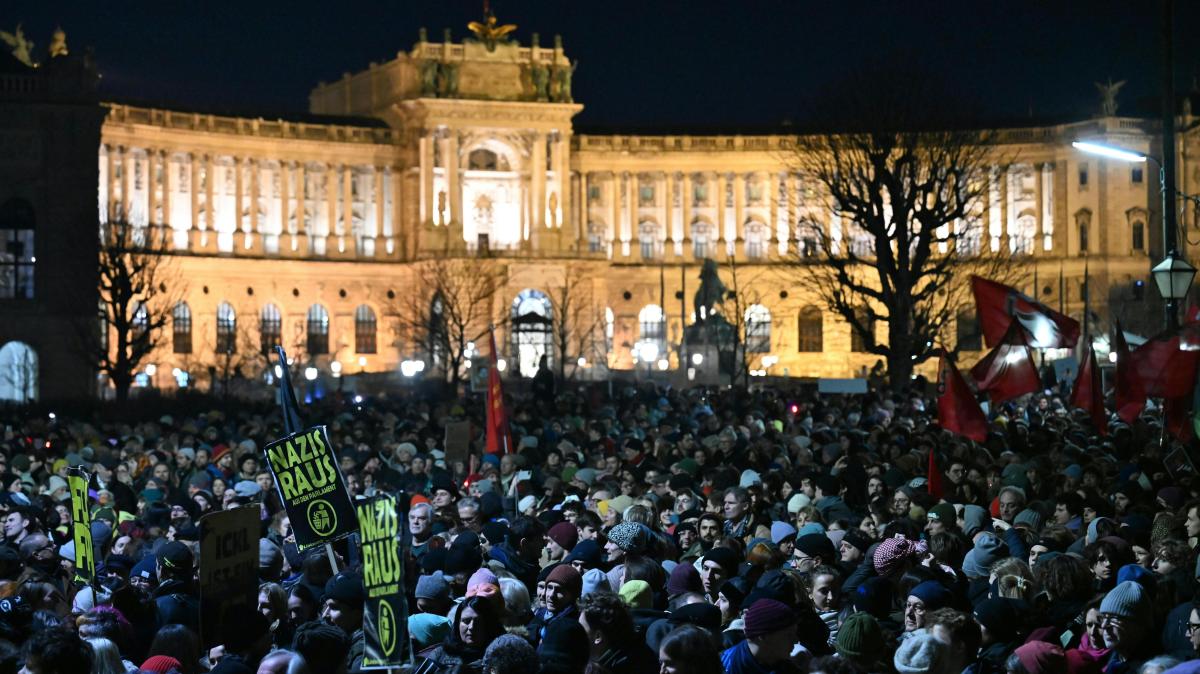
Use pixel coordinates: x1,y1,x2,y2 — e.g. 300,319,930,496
1072,141,1196,328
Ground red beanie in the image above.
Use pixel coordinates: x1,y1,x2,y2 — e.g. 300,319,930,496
548,522,579,551
141,655,183,674
744,598,796,639
546,563,583,598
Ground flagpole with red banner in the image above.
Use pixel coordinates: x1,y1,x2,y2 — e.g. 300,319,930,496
486,325,512,456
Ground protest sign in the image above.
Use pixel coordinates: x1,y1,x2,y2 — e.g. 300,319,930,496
198,507,259,648
263,424,357,550
357,495,408,669
444,420,472,467
817,378,868,394
66,467,94,586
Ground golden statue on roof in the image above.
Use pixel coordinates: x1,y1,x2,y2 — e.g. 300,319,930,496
467,0,517,52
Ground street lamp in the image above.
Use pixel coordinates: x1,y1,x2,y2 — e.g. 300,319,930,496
1073,139,1194,328
1152,250,1197,306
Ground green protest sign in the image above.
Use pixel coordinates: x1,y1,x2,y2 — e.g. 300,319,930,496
357,495,408,669
67,467,94,586
263,425,357,550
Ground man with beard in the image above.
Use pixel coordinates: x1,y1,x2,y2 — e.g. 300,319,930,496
697,513,722,551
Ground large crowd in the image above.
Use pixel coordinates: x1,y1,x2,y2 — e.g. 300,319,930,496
1,373,1199,674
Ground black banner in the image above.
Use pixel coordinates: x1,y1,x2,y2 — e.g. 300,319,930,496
198,507,259,648
357,494,408,669
67,467,94,586
263,425,357,550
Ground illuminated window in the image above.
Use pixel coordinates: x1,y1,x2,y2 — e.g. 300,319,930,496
307,304,329,355
0,198,35,299
798,306,823,352
216,302,237,354
745,304,771,352
172,302,192,354
355,305,377,354
260,304,281,354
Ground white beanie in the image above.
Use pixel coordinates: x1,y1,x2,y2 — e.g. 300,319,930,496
787,493,812,514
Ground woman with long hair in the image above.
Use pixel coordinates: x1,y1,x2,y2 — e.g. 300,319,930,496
415,595,505,673
146,624,202,674
658,624,723,674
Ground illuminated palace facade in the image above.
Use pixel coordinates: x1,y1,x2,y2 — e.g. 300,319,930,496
3,25,1198,399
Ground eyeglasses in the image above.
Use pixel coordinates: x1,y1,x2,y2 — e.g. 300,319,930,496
1188,623,1200,634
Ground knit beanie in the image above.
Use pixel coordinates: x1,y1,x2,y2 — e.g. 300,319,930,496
1014,509,1044,532
962,532,1008,579
702,546,739,575
618,579,652,609
927,503,957,526
894,629,947,674
323,572,365,610
1014,641,1067,674
140,656,184,674
547,521,579,551
409,613,450,649
607,522,650,554
1100,580,1152,625
853,577,894,617
873,537,928,577
667,561,703,597
415,571,450,600
743,599,795,639
795,533,835,562
842,529,871,554
564,539,603,568
483,634,538,673
797,522,826,537
787,493,811,514
581,568,610,596
467,568,502,604
962,505,992,538
908,580,951,610
770,521,798,545
974,597,1022,642
836,612,885,661
546,564,583,598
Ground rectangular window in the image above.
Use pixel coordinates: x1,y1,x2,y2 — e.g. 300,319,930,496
1132,167,1143,184
850,313,873,353
639,185,655,206
588,185,601,202
0,229,34,299
1078,163,1089,187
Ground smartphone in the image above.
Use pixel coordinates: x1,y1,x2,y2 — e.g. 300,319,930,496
516,470,532,482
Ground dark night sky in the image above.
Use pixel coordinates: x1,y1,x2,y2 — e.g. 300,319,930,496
12,1,1200,131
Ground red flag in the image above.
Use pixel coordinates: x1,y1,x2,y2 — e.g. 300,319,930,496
485,330,512,455
1165,395,1194,442
970,321,1041,403
1131,330,1200,399
937,353,988,442
1069,344,1107,435
927,450,945,500
971,276,1081,349
1114,322,1146,424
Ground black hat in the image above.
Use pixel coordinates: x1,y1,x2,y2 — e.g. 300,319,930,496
322,572,365,611
156,541,193,573
702,546,739,575
430,472,459,499
670,602,722,633
100,554,134,576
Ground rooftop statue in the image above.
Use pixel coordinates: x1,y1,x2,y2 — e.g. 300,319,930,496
1095,78,1126,117
48,26,67,58
467,2,517,53
0,24,35,67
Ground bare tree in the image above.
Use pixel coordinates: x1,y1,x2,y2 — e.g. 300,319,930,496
787,71,1023,388
548,266,607,381
205,313,265,400
80,221,181,402
392,258,499,387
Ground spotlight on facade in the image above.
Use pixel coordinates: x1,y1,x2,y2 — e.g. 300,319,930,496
1108,352,1118,363
639,341,659,363
691,353,703,366
657,358,669,370
577,356,588,368
330,361,343,374
48,412,56,420
145,364,157,377
358,356,367,367
496,358,507,372
353,395,364,404
273,365,283,378
400,360,424,377
1071,140,1148,163
304,367,318,381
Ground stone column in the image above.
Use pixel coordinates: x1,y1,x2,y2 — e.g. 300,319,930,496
624,172,635,257
768,172,780,249
609,173,619,255
389,167,402,257
146,150,159,229
326,164,340,254
577,171,588,248
986,165,1001,252
716,172,728,260
445,133,461,226
1034,162,1044,258
373,167,385,258
786,173,798,254
204,154,215,240
120,147,133,223
234,157,244,248
557,133,570,229
419,131,435,226
999,166,1010,253
189,154,201,249
531,133,547,247
293,162,308,256
681,173,693,259
160,151,172,234
1040,162,1055,253
663,172,675,259
104,145,116,222
249,159,260,241
342,165,354,255
733,173,746,258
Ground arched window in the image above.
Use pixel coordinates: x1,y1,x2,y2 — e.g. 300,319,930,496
745,222,768,260
0,341,37,402
638,221,662,260
1132,221,1145,251
467,148,509,171
172,302,192,354
0,198,35,299
957,309,982,351
216,302,237,354
638,304,665,348
133,303,149,340
355,305,377,354
850,308,874,353
260,304,282,354
797,306,823,352
692,222,712,260
307,304,329,355
511,290,553,378
745,304,771,352
1079,223,1089,254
